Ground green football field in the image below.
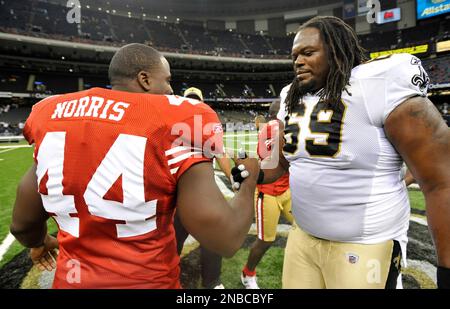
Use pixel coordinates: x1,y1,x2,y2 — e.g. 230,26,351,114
0,132,427,278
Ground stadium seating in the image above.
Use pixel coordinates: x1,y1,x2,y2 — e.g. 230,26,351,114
0,0,291,57
179,23,216,53
33,1,78,36
79,9,113,41
0,106,31,127
145,20,185,50
0,72,28,92
1,0,449,59
422,55,450,86
110,15,149,44
0,1,31,32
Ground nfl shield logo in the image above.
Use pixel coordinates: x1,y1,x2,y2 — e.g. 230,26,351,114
346,253,359,264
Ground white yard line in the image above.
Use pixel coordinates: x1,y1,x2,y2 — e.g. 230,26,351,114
0,148,17,154
0,145,32,149
410,215,428,226
0,145,32,154
224,133,258,138
0,233,16,262
223,147,257,152
214,173,234,199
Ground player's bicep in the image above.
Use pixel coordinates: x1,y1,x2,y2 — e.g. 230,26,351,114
176,162,232,254
384,96,450,192
11,163,48,233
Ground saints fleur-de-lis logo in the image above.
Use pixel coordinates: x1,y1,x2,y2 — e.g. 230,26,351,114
410,57,430,94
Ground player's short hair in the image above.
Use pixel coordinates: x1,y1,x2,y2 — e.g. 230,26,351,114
108,43,163,84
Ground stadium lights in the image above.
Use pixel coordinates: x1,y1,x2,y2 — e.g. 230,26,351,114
112,9,116,13
98,8,102,11
143,13,146,17
86,5,90,9
164,16,167,19
61,56,65,60
157,16,160,19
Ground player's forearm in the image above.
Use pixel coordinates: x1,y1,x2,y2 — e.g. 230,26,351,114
424,187,450,268
217,156,231,180
225,178,258,256
11,167,49,248
404,175,416,186
404,170,416,186
10,221,47,248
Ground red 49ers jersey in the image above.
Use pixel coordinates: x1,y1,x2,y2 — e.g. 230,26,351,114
256,120,289,196
23,87,223,288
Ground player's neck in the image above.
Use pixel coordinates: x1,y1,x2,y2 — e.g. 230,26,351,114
111,83,144,93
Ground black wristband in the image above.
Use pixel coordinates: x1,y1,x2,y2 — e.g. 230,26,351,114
257,170,264,184
437,266,450,289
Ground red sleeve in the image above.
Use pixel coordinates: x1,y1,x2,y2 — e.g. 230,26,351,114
164,106,223,182
22,96,58,160
22,96,57,146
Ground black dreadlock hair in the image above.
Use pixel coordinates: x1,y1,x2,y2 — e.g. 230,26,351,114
286,16,368,115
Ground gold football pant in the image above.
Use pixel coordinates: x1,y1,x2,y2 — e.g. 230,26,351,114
255,189,293,242
282,224,402,289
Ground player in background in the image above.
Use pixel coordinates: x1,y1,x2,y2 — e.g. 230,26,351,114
241,104,293,289
10,43,259,288
173,86,230,289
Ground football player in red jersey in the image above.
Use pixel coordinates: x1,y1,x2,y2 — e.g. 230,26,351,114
241,104,293,289
10,43,259,288
173,86,229,289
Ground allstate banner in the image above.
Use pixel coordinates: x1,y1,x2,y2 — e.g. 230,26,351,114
417,0,450,20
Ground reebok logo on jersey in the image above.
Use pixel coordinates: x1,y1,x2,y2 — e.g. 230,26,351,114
213,124,223,134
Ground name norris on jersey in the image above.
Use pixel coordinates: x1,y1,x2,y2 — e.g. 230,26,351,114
51,96,129,121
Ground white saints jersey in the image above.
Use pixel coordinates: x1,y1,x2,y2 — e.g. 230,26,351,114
277,53,429,244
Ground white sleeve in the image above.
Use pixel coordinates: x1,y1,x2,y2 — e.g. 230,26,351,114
383,54,429,123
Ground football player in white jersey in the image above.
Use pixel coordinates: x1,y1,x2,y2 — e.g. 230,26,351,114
250,16,450,288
